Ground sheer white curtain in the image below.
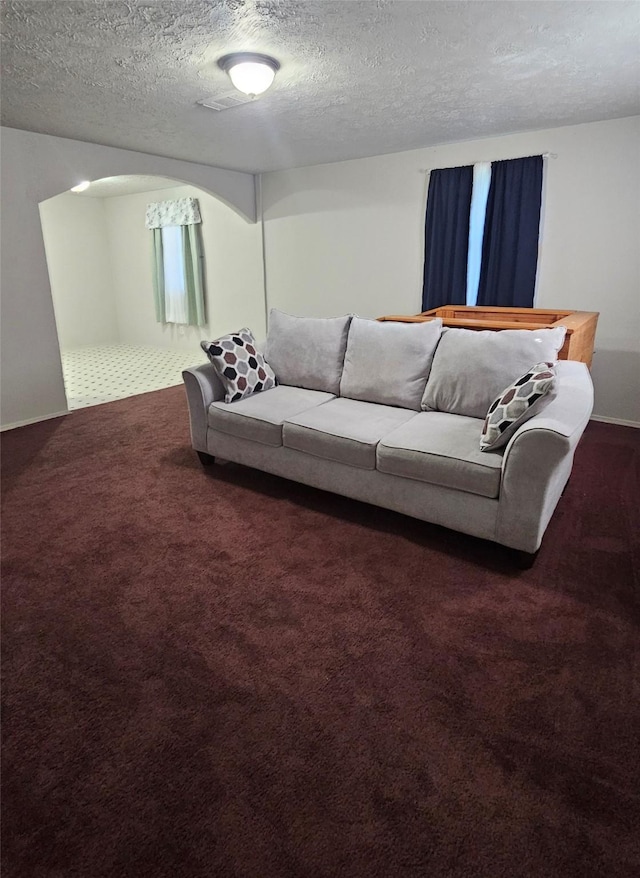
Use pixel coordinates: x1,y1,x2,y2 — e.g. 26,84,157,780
161,226,189,324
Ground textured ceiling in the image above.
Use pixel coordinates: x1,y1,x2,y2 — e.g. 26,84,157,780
2,1,639,174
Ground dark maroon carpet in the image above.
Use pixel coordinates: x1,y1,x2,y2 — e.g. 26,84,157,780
2,386,639,878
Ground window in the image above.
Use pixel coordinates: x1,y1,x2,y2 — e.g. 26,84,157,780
465,162,491,307
145,197,206,327
422,155,543,311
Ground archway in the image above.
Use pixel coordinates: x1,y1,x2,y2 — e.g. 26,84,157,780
38,174,265,410
0,127,262,430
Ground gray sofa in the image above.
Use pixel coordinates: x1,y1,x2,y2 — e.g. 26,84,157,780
183,311,594,559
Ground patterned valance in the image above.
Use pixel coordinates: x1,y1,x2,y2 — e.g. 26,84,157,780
145,197,201,229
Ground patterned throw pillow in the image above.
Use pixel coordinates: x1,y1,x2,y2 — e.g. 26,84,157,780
480,362,556,452
201,329,276,403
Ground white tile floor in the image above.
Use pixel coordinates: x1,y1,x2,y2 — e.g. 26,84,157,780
61,344,207,410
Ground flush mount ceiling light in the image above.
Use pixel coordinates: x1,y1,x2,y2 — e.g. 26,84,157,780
70,180,91,193
217,52,280,97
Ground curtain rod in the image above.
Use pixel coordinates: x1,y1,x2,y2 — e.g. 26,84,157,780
419,153,557,172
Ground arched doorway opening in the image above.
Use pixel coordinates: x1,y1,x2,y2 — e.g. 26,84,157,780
39,175,265,410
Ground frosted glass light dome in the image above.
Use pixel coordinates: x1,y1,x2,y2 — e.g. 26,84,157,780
218,53,280,97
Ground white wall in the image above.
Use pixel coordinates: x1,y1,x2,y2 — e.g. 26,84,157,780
0,127,257,429
262,116,640,424
104,185,265,353
39,193,119,349
3,119,638,428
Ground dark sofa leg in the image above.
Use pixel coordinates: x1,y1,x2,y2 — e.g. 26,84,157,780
512,548,540,569
197,451,216,467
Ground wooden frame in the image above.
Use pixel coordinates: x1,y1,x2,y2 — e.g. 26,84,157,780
378,305,599,367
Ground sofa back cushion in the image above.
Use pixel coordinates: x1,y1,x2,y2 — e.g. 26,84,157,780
339,317,443,411
422,326,566,419
265,309,352,394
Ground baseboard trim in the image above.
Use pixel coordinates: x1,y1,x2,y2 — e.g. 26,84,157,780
590,415,640,429
0,410,69,432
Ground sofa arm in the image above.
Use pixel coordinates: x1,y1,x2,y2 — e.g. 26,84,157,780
182,363,225,452
495,361,594,553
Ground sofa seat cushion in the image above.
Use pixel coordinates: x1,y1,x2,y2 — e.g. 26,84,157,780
378,412,504,498
283,398,417,470
208,386,334,447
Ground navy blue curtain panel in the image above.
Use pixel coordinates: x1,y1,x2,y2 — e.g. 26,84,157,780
477,155,543,308
421,165,474,312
